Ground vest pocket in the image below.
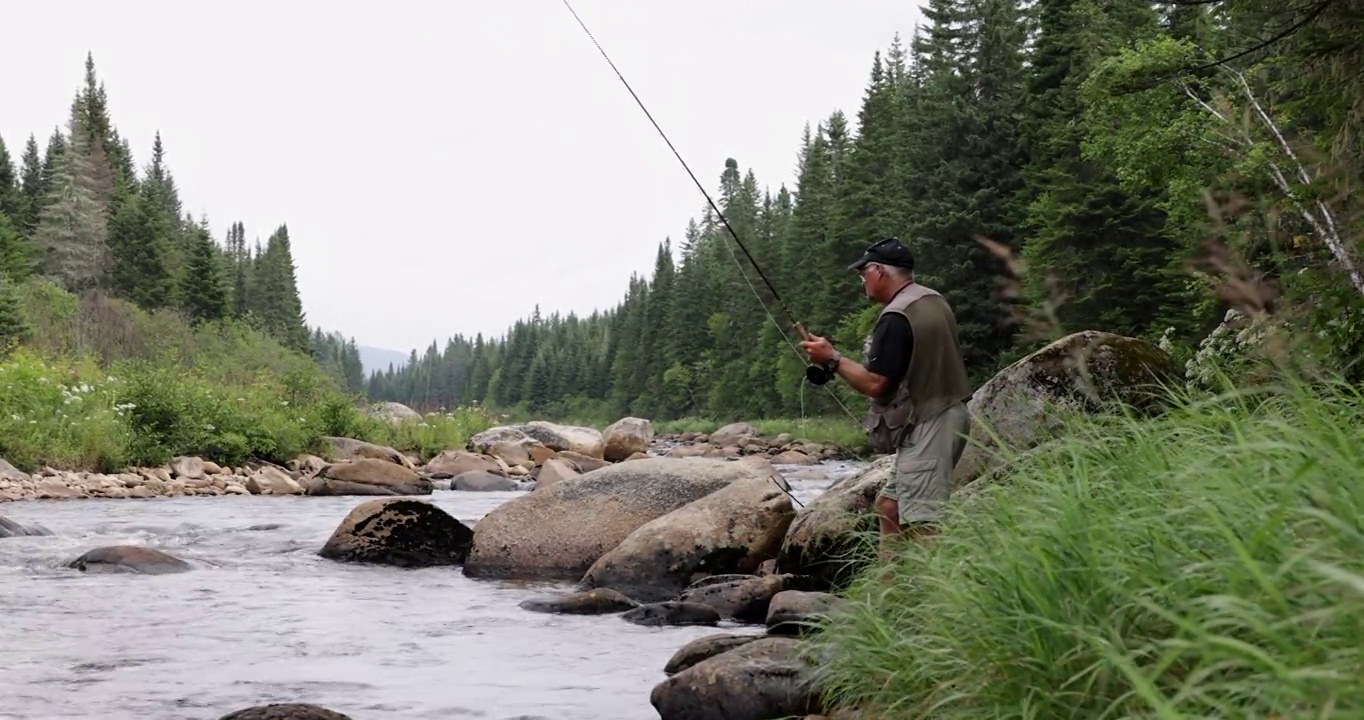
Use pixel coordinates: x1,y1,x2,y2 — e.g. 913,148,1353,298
865,415,909,455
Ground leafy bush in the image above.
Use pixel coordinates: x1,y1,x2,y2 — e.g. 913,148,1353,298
0,278,495,473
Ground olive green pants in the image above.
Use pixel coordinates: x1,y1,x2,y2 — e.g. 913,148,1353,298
878,402,971,526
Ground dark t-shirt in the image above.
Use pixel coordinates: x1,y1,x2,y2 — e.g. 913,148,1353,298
865,312,913,395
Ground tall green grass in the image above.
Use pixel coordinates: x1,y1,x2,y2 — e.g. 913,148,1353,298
807,372,1364,718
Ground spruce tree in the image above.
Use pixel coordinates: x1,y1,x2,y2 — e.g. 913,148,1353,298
0,211,32,282
15,136,43,235
30,99,116,292
0,135,17,221
179,224,228,323
0,271,28,352
250,224,310,353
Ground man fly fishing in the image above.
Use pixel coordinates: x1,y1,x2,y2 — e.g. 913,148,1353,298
798,238,973,552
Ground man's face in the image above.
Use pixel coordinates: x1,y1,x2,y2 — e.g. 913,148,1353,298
858,263,882,300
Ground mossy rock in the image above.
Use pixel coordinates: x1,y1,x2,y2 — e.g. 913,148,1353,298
953,330,1181,488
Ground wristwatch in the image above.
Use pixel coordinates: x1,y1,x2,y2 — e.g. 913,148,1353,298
822,350,842,373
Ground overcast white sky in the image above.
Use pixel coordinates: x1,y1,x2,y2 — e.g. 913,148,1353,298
1,1,925,354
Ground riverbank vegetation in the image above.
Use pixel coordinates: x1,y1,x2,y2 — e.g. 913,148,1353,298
809,360,1364,717
0,56,494,473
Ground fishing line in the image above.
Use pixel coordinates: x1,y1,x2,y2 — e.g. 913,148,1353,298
558,0,863,435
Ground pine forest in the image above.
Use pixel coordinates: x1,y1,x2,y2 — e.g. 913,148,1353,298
366,0,1364,425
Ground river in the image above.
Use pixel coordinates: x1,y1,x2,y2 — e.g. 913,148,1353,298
0,461,852,720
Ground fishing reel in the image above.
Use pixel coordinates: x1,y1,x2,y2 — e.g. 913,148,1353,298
805,362,836,386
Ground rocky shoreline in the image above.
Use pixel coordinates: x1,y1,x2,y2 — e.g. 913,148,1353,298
0,416,852,505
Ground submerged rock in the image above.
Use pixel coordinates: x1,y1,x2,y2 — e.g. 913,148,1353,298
218,704,353,720
318,498,473,567
622,601,721,628
518,587,640,615
0,515,53,538
67,545,192,574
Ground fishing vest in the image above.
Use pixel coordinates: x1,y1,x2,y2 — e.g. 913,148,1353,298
862,282,973,454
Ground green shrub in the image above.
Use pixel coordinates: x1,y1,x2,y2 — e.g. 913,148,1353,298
808,370,1364,718
0,278,495,473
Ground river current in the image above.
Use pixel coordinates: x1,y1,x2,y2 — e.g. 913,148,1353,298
0,462,851,720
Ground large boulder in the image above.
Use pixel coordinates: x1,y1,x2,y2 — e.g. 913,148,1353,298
518,421,605,460
245,466,304,495
318,498,473,567
710,422,759,448
579,467,795,602
308,459,432,496
366,401,422,424
650,637,823,720
462,457,764,581
423,450,503,479
467,426,547,468
603,417,655,461
774,455,891,591
954,330,1180,488
322,437,416,471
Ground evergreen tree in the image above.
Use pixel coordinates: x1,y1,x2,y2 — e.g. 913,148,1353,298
0,134,17,221
249,224,310,353
15,136,43,235
29,98,116,292
179,223,228,323
0,270,28,351
0,211,31,281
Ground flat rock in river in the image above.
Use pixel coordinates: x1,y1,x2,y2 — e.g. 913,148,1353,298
462,457,762,581
309,458,432,496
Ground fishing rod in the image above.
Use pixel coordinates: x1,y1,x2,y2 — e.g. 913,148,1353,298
556,0,857,399
558,0,885,508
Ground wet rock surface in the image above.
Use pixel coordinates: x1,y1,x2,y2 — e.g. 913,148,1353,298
579,467,795,602
621,601,722,627
67,545,192,574
651,636,823,720
663,633,764,675
318,498,474,567
518,587,640,615
462,457,772,581
218,704,354,720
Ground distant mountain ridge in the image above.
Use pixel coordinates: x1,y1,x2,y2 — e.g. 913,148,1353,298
357,345,410,377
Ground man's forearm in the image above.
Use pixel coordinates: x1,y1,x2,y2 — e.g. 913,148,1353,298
834,357,889,398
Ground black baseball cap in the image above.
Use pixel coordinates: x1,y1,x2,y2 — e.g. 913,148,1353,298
848,237,915,271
